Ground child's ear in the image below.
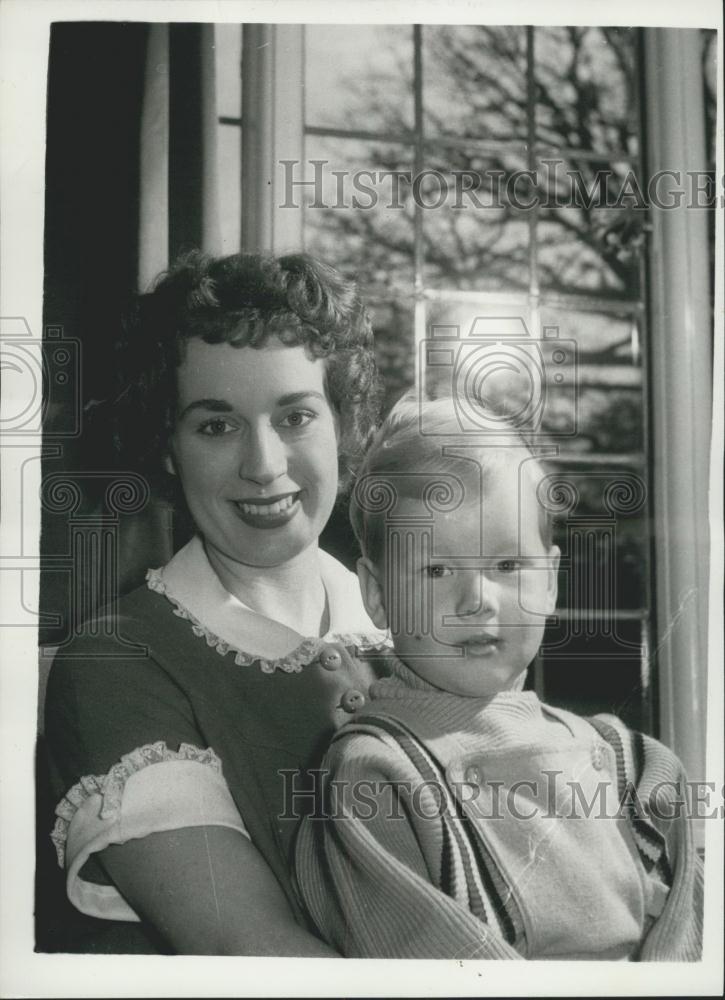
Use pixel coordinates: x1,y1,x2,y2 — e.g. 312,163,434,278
356,557,388,630
545,544,561,614
163,452,176,477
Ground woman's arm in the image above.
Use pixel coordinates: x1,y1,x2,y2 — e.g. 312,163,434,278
46,638,339,956
100,825,339,956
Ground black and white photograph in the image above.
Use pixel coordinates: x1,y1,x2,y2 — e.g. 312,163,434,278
0,0,722,995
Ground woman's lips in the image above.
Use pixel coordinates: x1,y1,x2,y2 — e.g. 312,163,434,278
231,491,302,529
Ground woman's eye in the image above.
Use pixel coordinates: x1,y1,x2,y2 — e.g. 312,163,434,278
279,410,314,429
497,559,522,573
426,565,454,579
198,418,234,437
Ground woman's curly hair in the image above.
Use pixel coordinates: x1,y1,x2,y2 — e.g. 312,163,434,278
113,251,382,493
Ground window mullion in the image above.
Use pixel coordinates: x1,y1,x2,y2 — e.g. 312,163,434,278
241,23,304,253
413,24,426,390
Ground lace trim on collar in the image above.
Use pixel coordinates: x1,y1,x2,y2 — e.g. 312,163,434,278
146,567,390,674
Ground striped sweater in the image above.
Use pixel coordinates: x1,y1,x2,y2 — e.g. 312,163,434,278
295,665,703,960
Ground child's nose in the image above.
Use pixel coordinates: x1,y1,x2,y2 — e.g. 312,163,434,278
453,570,499,619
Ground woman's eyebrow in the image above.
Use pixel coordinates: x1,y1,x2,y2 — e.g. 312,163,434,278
277,391,326,406
179,398,234,419
179,391,325,419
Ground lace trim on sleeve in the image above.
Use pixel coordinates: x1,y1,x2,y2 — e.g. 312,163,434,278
51,741,222,867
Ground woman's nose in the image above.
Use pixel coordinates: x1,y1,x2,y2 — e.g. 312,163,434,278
238,426,286,485
454,571,498,619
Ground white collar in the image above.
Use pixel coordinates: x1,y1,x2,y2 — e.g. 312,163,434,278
146,535,388,663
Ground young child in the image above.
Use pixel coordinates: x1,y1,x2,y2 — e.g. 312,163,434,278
295,397,703,960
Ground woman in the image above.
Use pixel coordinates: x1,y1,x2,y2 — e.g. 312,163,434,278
44,252,390,955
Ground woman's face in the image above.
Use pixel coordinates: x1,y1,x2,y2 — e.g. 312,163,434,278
168,336,340,568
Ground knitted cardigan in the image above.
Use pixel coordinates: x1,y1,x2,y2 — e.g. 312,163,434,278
295,668,703,961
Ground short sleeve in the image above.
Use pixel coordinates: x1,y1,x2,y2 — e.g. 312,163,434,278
44,632,249,921
45,631,205,792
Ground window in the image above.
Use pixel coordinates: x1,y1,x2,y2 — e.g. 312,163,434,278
300,25,654,730
216,23,713,774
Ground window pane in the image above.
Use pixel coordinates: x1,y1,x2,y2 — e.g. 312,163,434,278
541,620,647,730
421,304,643,452
539,306,640,356
535,27,639,158
572,388,643,453
302,135,415,298
553,523,649,613
423,25,527,145
423,298,533,347
425,366,644,452
538,200,643,299
545,471,649,611
529,386,643,454
420,300,579,444
305,25,414,132
301,137,416,413
425,213,530,291
419,149,531,292
538,308,642,451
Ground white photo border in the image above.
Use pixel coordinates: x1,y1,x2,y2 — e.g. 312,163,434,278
1,0,722,996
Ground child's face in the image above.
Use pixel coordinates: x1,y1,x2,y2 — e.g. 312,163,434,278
359,465,560,698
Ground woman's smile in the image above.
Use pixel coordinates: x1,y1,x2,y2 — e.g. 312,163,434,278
232,490,303,528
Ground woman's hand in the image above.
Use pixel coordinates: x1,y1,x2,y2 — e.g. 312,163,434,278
100,826,340,956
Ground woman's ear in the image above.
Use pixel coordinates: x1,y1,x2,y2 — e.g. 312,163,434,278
545,544,561,614
163,452,176,477
356,557,388,630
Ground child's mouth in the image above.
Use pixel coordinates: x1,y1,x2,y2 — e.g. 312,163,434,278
462,634,500,656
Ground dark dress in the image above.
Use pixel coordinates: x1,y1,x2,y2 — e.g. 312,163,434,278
41,543,390,953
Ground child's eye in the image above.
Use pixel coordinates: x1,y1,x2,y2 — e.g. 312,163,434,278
426,565,454,579
278,410,315,429
497,559,522,573
198,418,235,437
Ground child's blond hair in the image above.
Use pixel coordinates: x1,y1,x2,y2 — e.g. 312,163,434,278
350,395,553,567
